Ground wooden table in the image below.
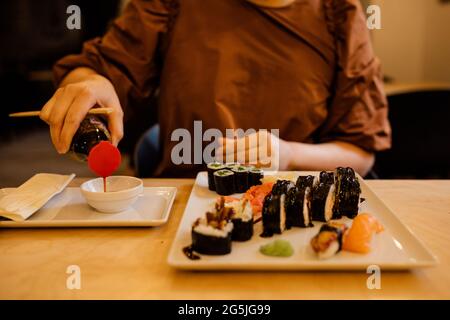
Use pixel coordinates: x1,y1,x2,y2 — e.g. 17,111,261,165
0,179,449,300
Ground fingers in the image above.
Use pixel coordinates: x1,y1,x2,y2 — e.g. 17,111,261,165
215,131,273,165
39,90,59,124
107,106,124,146
46,85,80,153
59,88,97,153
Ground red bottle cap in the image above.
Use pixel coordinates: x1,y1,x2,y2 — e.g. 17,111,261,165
87,141,122,178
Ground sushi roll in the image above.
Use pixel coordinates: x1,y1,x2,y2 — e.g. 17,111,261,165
225,199,254,242
248,168,264,187
310,221,347,259
207,162,225,191
285,182,314,229
191,217,233,255
260,193,282,237
319,171,335,185
214,169,235,196
225,162,240,171
310,172,335,222
232,165,249,193
332,167,361,219
295,175,316,189
261,180,294,237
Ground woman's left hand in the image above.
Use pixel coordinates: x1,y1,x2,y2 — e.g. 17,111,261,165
215,130,293,170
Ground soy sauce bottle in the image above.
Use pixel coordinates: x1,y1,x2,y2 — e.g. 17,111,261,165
70,115,111,161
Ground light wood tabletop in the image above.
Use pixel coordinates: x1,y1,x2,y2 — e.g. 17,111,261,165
0,179,449,300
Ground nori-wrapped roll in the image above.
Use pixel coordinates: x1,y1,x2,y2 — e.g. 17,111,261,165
225,162,240,171
296,175,316,189
271,180,295,196
310,172,336,222
319,171,335,185
310,182,335,222
248,168,264,187
310,221,348,259
207,162,225,191
225,199,254,242
191,218,233,255
214,169,235,195
232,166,249,193
260,193,282,237
332,167,361,219
260,180,294,237
285,185,314,229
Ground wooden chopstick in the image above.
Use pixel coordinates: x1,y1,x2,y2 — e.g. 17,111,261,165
9,107,114,118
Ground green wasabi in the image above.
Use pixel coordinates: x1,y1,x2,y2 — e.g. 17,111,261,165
259,239,294,257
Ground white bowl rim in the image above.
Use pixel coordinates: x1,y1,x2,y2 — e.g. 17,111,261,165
80,176,143,196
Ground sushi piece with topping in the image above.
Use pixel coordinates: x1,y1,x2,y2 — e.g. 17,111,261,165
342,213,384,254
191,199,234,255
332,167,361,219
310,221,348,259
223,197,254,241
232,165,249,193
310,172,335,222
207,162,225,191
261,180,294,237
243,182,275,220
213,169,235,196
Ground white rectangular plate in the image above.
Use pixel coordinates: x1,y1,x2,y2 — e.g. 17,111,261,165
168,172,438,270
0,187,177,228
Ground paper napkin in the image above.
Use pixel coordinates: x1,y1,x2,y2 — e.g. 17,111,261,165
0,173,75,221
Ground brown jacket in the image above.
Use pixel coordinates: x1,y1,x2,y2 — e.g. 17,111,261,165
54,0,391,177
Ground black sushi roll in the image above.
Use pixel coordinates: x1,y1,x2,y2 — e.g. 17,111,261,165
232,166,249,193
214,169,235,196
191,218,233,255
310,221,348,259
319,171,335,185
296,175,316,189
310,182,335,222
231,217,253,241
285,185,314,229
271,180,295,196
260,193,282,237
248,168,264,187
224,199,254,241
207,162,225,191
332,167,361,219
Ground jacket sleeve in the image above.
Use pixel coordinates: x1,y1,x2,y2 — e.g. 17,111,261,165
53,0,177,122
318,0,391,152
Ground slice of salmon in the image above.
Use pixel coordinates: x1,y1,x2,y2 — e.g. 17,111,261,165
342,213,384,254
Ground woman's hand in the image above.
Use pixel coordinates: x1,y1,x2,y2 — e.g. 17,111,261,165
39,67,124,154
215,130,374,176
215,130,294,170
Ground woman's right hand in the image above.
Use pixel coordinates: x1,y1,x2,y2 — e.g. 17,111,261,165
39,68,124,154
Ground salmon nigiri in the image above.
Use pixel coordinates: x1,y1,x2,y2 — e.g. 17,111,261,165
342,213,384,254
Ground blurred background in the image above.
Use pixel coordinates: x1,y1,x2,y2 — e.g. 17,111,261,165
0,0,449,186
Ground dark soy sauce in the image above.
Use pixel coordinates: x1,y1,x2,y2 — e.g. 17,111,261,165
182,245,201,260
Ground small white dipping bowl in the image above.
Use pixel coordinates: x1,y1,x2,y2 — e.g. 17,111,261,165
80,176,143,213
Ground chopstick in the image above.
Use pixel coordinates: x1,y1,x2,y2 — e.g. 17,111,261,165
9,107,113,118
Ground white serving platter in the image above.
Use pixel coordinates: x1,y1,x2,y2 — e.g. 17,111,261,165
0,187,177,228
168,171,438,271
